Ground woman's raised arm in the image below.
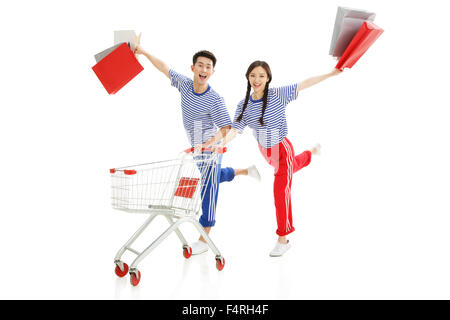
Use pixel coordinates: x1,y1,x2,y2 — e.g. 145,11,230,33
297,68,342,92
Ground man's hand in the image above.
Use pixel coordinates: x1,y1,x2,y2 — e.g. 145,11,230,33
134,44,146,56
209,144,224,153
193,144,203,155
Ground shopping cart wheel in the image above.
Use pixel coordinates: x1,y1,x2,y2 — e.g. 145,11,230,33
216,257,225,271
114,262,129,278
130,270,141,287
183,246,192,259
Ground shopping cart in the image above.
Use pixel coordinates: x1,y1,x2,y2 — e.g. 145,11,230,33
110,147,227,286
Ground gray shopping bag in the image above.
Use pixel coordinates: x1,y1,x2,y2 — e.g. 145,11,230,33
329,7,376,57
94,43,124,63
114,30,141,52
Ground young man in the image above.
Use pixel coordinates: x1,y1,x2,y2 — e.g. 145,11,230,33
135,45,260,254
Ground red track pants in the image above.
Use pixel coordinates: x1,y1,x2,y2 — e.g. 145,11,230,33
259,138,311,236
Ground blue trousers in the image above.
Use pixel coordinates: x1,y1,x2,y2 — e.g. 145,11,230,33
196,153,235,227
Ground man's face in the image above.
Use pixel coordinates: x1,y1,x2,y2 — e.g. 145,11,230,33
191,56,215,85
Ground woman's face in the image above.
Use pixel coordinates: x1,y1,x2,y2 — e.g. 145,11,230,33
248,66,269,96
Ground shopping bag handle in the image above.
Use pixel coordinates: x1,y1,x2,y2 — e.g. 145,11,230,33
184,146,227,154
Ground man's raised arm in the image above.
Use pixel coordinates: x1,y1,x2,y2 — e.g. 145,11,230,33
135,44,170,79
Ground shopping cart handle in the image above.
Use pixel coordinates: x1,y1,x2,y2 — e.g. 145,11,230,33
109,168,137,175
184,146,227,154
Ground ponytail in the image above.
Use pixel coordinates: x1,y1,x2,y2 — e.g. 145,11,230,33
259,84,269,126
236,81,251,122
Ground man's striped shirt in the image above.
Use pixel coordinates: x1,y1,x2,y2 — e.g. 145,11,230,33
232,84,298,149
169,69,231,146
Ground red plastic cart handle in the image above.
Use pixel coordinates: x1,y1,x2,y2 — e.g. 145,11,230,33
184,147,227,154
109,168,137,175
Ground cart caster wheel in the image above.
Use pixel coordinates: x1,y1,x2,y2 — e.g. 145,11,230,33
115,262,129,278
183,247,192,259
130,270,141,286
216,257,225,271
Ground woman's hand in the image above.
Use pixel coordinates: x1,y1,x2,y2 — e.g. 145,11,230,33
330,68,343,76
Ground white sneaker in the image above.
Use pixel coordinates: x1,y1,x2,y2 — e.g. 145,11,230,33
310,143,321,156
191,240,208,255
269,241,291,257
247,165,261,181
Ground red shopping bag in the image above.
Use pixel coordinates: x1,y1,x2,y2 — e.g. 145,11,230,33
92,43,143,94
335,21,383,71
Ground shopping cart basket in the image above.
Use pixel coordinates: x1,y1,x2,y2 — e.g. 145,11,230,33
110,147,227,286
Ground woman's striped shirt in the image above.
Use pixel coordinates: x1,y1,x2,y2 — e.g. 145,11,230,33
232,84,298,149
169,69,231,146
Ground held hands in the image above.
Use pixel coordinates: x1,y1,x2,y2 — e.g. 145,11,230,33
192,143,223,154
209,144,224,153
193,143,213,155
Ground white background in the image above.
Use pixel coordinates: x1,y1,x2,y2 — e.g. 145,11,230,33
1,0,449,299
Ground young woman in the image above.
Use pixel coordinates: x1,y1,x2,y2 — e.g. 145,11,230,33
210,61,342,256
